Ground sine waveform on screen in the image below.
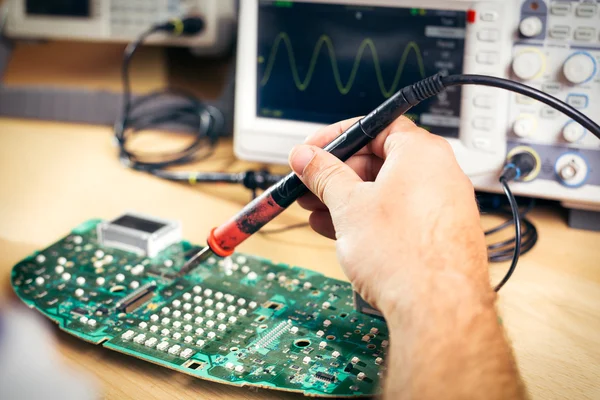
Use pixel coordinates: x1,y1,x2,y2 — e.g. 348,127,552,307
260,32,427,98
257,1,467,137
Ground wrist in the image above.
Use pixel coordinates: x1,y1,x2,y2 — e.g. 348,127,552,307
375,266,496,323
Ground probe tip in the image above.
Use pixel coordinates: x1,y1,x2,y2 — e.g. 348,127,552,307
178,246,214,276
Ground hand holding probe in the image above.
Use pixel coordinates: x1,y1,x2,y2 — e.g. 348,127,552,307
179,74,445,273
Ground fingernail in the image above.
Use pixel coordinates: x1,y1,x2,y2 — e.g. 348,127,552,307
290,145,315,176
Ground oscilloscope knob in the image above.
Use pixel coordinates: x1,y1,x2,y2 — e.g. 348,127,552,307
512,49,545,81
562,121,586,143
555,153,589,187
563,52,597,85
519,16,543,38
513,115,537,138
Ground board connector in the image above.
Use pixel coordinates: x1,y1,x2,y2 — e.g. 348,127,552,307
115,281,157,313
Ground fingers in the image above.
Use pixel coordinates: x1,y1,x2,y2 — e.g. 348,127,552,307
289,144,362,211
346,154,384,183
304,117,361,148
297,153,384,213
297,192,326,212
304,115,428,162
309,210,336,240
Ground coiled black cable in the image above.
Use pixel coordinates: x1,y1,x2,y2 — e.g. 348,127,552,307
113,21,284,196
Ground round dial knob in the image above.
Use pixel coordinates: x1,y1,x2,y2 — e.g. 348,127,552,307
559,163,578,181
555,153,589,187
513,115,537,138
563,52,597,85
519,16,543,38
512,49,545,80
562,121,586,143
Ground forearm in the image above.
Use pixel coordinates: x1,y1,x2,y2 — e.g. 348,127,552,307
379,268,526,400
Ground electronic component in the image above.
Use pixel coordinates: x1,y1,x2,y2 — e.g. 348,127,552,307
353,291,383,319
97,212,181,257
235,0,600,221
115,281,157,313
5,0,236,54
315,371,336,383
11,217,389,397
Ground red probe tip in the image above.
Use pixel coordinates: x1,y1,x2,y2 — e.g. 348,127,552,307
207,227,234,257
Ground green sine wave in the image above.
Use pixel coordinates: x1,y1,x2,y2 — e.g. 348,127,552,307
260,32,427,98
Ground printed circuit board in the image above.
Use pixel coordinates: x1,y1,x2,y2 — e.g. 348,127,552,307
11,218,388,397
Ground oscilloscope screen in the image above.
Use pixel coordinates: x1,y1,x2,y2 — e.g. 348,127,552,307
257,1,466,138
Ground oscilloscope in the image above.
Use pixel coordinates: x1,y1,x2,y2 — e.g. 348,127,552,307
4,0,236,54
234,0,600,215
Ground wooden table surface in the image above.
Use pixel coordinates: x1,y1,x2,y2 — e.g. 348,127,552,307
1,41,600,400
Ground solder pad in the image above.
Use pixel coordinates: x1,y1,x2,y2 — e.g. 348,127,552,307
11,219,388,397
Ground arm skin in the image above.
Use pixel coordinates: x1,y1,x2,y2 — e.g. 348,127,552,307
288,116,526,400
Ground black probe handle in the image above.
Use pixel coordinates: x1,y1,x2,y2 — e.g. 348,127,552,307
271,85,417,207
210,75,440,254
270,122,372,206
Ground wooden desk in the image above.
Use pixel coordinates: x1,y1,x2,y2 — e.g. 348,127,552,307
1,118,599,399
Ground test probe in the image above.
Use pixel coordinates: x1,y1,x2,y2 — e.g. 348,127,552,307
182,72,600,290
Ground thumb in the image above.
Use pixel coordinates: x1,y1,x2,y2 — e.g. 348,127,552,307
289,144,362,210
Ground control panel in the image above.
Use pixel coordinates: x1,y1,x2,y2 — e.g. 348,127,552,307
472,0,600,210
5,0,236,54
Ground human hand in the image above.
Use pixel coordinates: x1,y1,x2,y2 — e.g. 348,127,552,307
289,116,492,317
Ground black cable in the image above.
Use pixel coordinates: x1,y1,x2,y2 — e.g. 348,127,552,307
493,178,521,291
114,20,284,197
115,24,223,174
483,200,534,235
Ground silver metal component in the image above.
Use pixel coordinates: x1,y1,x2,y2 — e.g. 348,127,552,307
179,246,214,276
97,212,181,257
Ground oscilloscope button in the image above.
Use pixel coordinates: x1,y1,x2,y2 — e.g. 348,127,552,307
542,82,561,94
541,107,559,119
472,137,492,150
476,52,499,65
576,3,597,18
480,11,498,22
574,27,595,42
477,29,500,42
566,94,588,109
473,96,494,109
472,117,494,131
550,2,571,16
549,26,571,40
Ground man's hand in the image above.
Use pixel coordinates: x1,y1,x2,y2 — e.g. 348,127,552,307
289,116,487,313
289,116,526,400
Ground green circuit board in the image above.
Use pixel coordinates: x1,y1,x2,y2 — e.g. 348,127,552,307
11,218,388,397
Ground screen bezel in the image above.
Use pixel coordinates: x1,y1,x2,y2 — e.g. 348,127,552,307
255,1,468,134
235,0,509,173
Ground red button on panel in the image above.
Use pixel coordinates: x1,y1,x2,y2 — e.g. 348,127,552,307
467,9,477,23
